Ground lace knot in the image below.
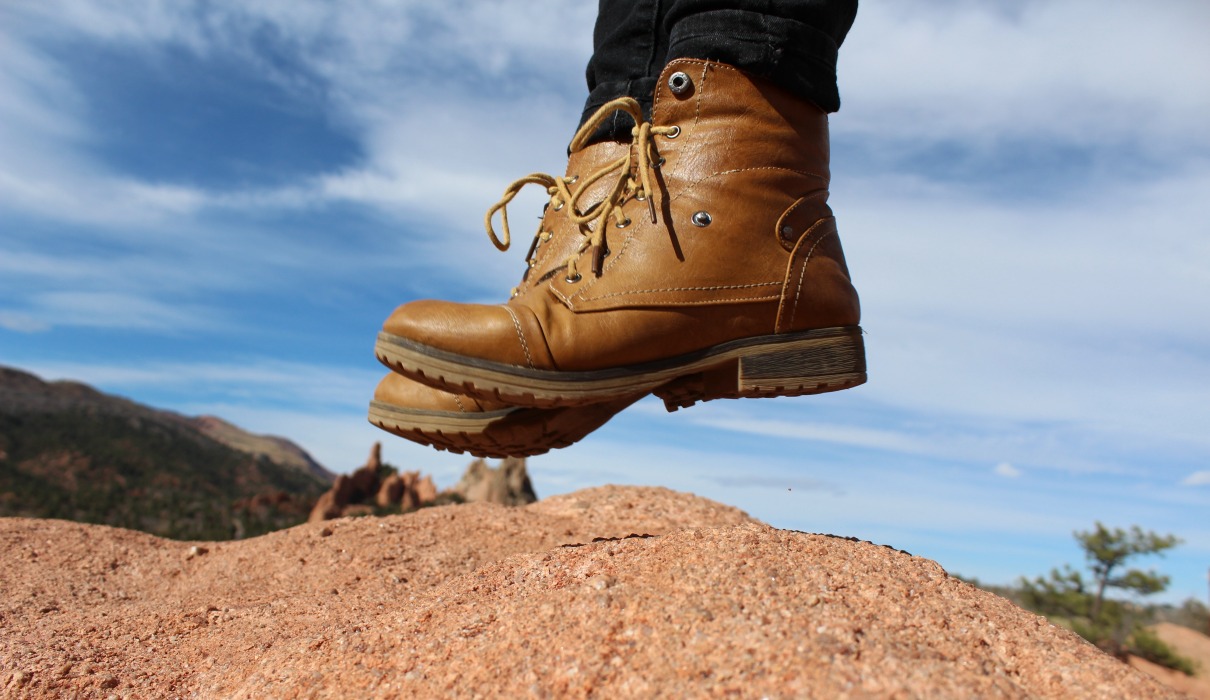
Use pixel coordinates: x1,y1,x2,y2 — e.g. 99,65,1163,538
485,97,677,287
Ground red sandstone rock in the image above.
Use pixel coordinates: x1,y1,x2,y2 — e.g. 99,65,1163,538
376,473,405,508
308,443,442,522
414,474,438,504
450,456,537,505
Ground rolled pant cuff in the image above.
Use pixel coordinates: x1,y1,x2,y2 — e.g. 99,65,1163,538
666,9,842,113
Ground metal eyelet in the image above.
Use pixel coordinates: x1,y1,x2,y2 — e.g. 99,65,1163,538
616,218,632,229
655,156,666,167
691,211,712,227
553,202,564,211
665,125,681,139
565,272,582,283
668,72,692,96
568,175,579,183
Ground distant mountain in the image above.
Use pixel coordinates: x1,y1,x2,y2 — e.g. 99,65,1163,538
188,414,333,483
0,366,334,540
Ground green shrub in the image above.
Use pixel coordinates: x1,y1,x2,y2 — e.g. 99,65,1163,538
1129,626,1197,676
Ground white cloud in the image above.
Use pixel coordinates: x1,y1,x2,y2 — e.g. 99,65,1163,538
841,0,1210,150
828,157,1210,458
692,414,928,455
0,171,213,228
17,291,226,332
995,462,1023,479
16,359,383,412
1182,471,1210,487
0,0,590,310
0,311,50,333
685,404,1133,477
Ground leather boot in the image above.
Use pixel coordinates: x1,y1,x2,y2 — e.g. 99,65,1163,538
377,58,865,409
371,139,645,456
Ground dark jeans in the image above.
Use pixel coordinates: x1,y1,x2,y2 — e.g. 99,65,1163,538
582,0,857,139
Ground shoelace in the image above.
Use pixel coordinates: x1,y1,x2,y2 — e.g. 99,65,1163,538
484,97,678,292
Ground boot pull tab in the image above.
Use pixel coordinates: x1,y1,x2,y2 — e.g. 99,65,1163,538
775,192,832,252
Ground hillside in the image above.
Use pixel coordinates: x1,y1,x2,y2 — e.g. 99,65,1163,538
0,366,332,540
0,486,1184,698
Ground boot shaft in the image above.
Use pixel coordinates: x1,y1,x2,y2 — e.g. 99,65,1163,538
652,59,832,199
543,59,858,339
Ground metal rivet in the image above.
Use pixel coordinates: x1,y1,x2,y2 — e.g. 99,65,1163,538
781,225,795,238
691,211,712,227
668,71,692,95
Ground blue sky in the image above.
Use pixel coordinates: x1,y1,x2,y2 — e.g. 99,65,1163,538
2,0,1208,602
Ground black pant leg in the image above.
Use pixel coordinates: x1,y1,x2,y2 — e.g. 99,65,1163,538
579,0,857,141
582,0,671,139
664,0,858,113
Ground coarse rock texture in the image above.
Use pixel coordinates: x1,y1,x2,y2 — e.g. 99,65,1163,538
0,485,1186,699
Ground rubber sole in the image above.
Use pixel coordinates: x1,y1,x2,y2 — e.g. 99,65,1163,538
367,394,642,458
375,326,866,409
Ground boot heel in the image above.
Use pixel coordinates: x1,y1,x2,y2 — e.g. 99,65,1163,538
655,329,866,411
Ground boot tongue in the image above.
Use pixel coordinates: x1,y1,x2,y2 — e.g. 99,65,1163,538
513,140,629,297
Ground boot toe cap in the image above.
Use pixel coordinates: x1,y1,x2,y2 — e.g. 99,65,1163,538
381,299,542,369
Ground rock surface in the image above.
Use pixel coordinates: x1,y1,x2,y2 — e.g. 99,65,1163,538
0,485,1186,699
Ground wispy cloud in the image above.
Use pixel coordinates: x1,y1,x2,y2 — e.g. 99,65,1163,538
16,359,381,411
0,311,50,333
1182,471,1210,487
713,474,843,495
0,0,592,225
682,399,1145,477
995,462,1023,479
841,1,1210,150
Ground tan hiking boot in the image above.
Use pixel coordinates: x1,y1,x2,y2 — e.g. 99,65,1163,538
377,58,865,409
368,371,641,457
371,139,644,456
